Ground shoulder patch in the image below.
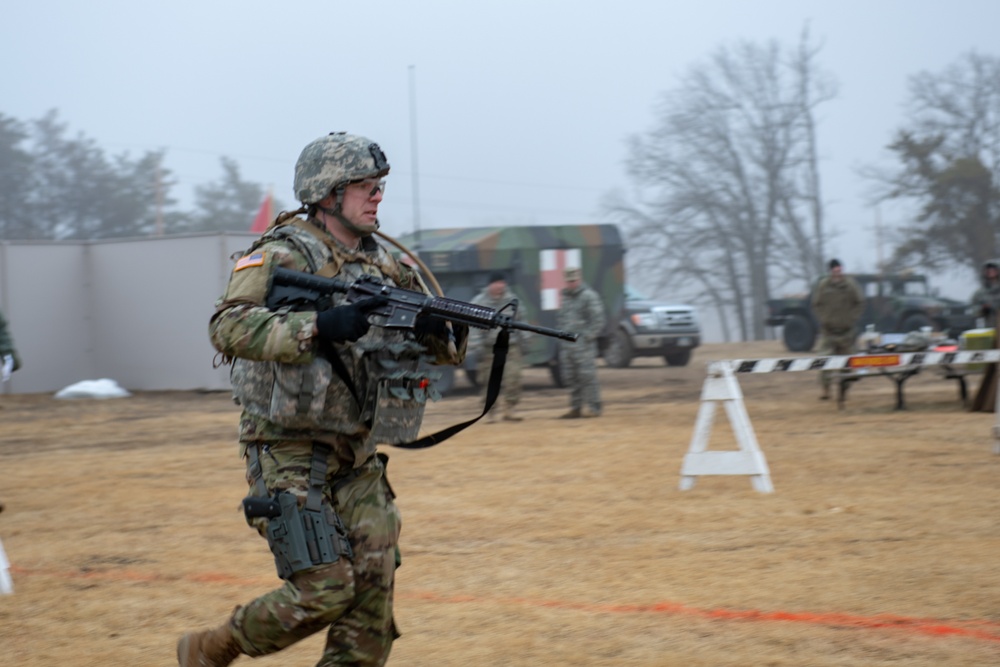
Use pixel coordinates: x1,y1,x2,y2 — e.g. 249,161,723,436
234,252,265,272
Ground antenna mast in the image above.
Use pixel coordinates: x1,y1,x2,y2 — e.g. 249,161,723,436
408,65,422,252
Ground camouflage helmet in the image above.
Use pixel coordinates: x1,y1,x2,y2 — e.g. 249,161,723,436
293,132,390,204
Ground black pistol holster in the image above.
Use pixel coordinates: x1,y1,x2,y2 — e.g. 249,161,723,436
243,443,353,580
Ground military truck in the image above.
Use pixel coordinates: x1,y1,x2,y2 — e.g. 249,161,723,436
392,224,626,393
766,272,976,352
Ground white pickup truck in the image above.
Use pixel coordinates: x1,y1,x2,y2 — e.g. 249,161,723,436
601,286,701,367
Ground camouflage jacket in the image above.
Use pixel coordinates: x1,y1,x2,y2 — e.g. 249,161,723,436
971,280,1000,327
0,309,21,371
811,275,863,333
557,283,605,343
210,217,467,463
469,286,525,352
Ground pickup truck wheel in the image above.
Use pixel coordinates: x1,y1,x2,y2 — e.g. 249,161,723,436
603,328,633,368
664,350,691,367
783,314,816,352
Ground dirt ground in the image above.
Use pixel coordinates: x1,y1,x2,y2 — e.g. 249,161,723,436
2,340,999,666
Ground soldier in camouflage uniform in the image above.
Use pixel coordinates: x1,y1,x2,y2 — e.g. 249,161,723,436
0,308,20,383
812,258,863,400
971,260,1000,328
557,267,605,418
470,271,524,422
178,133,467,667
0,308,17,513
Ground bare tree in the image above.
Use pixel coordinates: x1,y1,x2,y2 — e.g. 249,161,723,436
605,30,836,341
864,51,1000,275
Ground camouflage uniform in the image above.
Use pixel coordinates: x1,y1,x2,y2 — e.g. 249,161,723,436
557,277,605,416
206,217,466,664
971,260,1000,329
0,308,21,374
470,284,524,418
811,269,863,395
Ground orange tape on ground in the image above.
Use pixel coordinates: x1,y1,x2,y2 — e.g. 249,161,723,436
12,565,1000,643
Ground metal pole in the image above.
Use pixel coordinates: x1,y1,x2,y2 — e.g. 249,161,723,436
408,65,422,252
155,158,164,237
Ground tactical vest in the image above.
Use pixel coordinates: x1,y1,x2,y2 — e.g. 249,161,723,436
229,220,437,451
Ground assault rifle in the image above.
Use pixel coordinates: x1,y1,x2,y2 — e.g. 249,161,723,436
267,267,579,342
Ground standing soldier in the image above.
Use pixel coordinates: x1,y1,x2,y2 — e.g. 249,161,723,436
470,271,524,422
0,308,21,384
0,308,16,514
971,259,1000,328
812,258,863,400
970,259,1000,411
178,132,467,667
557,267,605,418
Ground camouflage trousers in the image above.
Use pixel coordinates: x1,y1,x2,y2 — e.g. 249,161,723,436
232,440,401,666
475,344,523,409
559,340,602,413
818,329,856,391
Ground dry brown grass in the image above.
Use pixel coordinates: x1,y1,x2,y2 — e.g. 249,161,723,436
2,341,999,666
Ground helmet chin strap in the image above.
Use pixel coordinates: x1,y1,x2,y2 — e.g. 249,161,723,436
318,186,379,237
342,216,380,237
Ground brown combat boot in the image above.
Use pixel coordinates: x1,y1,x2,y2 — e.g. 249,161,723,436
559,408,582,419
177,618,241,667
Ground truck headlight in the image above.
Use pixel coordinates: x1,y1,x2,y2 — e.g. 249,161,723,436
631,313,658,328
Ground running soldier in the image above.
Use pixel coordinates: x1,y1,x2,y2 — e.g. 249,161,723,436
178,132,467,667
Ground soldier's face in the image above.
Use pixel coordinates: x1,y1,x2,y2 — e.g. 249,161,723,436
339,178,385,231
488,280,506,297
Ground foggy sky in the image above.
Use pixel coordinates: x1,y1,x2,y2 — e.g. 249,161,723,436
4,0,999,303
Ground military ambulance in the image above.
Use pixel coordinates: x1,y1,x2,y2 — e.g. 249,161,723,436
392,224,626,394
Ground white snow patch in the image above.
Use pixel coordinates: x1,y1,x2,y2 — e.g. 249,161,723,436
54,379,132,400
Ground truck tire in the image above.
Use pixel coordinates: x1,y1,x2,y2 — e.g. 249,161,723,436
664,350,692,367
899,312,933,333
603,328,633,368
783,314,816,352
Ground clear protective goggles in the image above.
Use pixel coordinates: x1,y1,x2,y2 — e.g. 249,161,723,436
346,178,386,197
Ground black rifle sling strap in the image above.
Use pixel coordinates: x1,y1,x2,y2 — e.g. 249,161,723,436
321,339,371,429
392,328,511,450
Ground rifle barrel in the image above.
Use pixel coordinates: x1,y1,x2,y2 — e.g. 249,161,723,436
271,267,579,342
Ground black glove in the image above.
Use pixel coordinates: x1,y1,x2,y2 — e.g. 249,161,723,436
316,297,387,343
414,315,449,339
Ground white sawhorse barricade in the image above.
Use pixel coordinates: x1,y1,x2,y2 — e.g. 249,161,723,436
680,361,773,492
680,350,1000,493
0,538,12,594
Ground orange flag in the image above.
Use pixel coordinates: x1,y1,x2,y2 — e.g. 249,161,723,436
250,190,273,233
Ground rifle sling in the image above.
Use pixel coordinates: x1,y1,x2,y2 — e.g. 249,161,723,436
320,339,372,430
391,328,510,450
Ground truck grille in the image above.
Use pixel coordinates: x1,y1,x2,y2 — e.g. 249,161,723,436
653,307,696,329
